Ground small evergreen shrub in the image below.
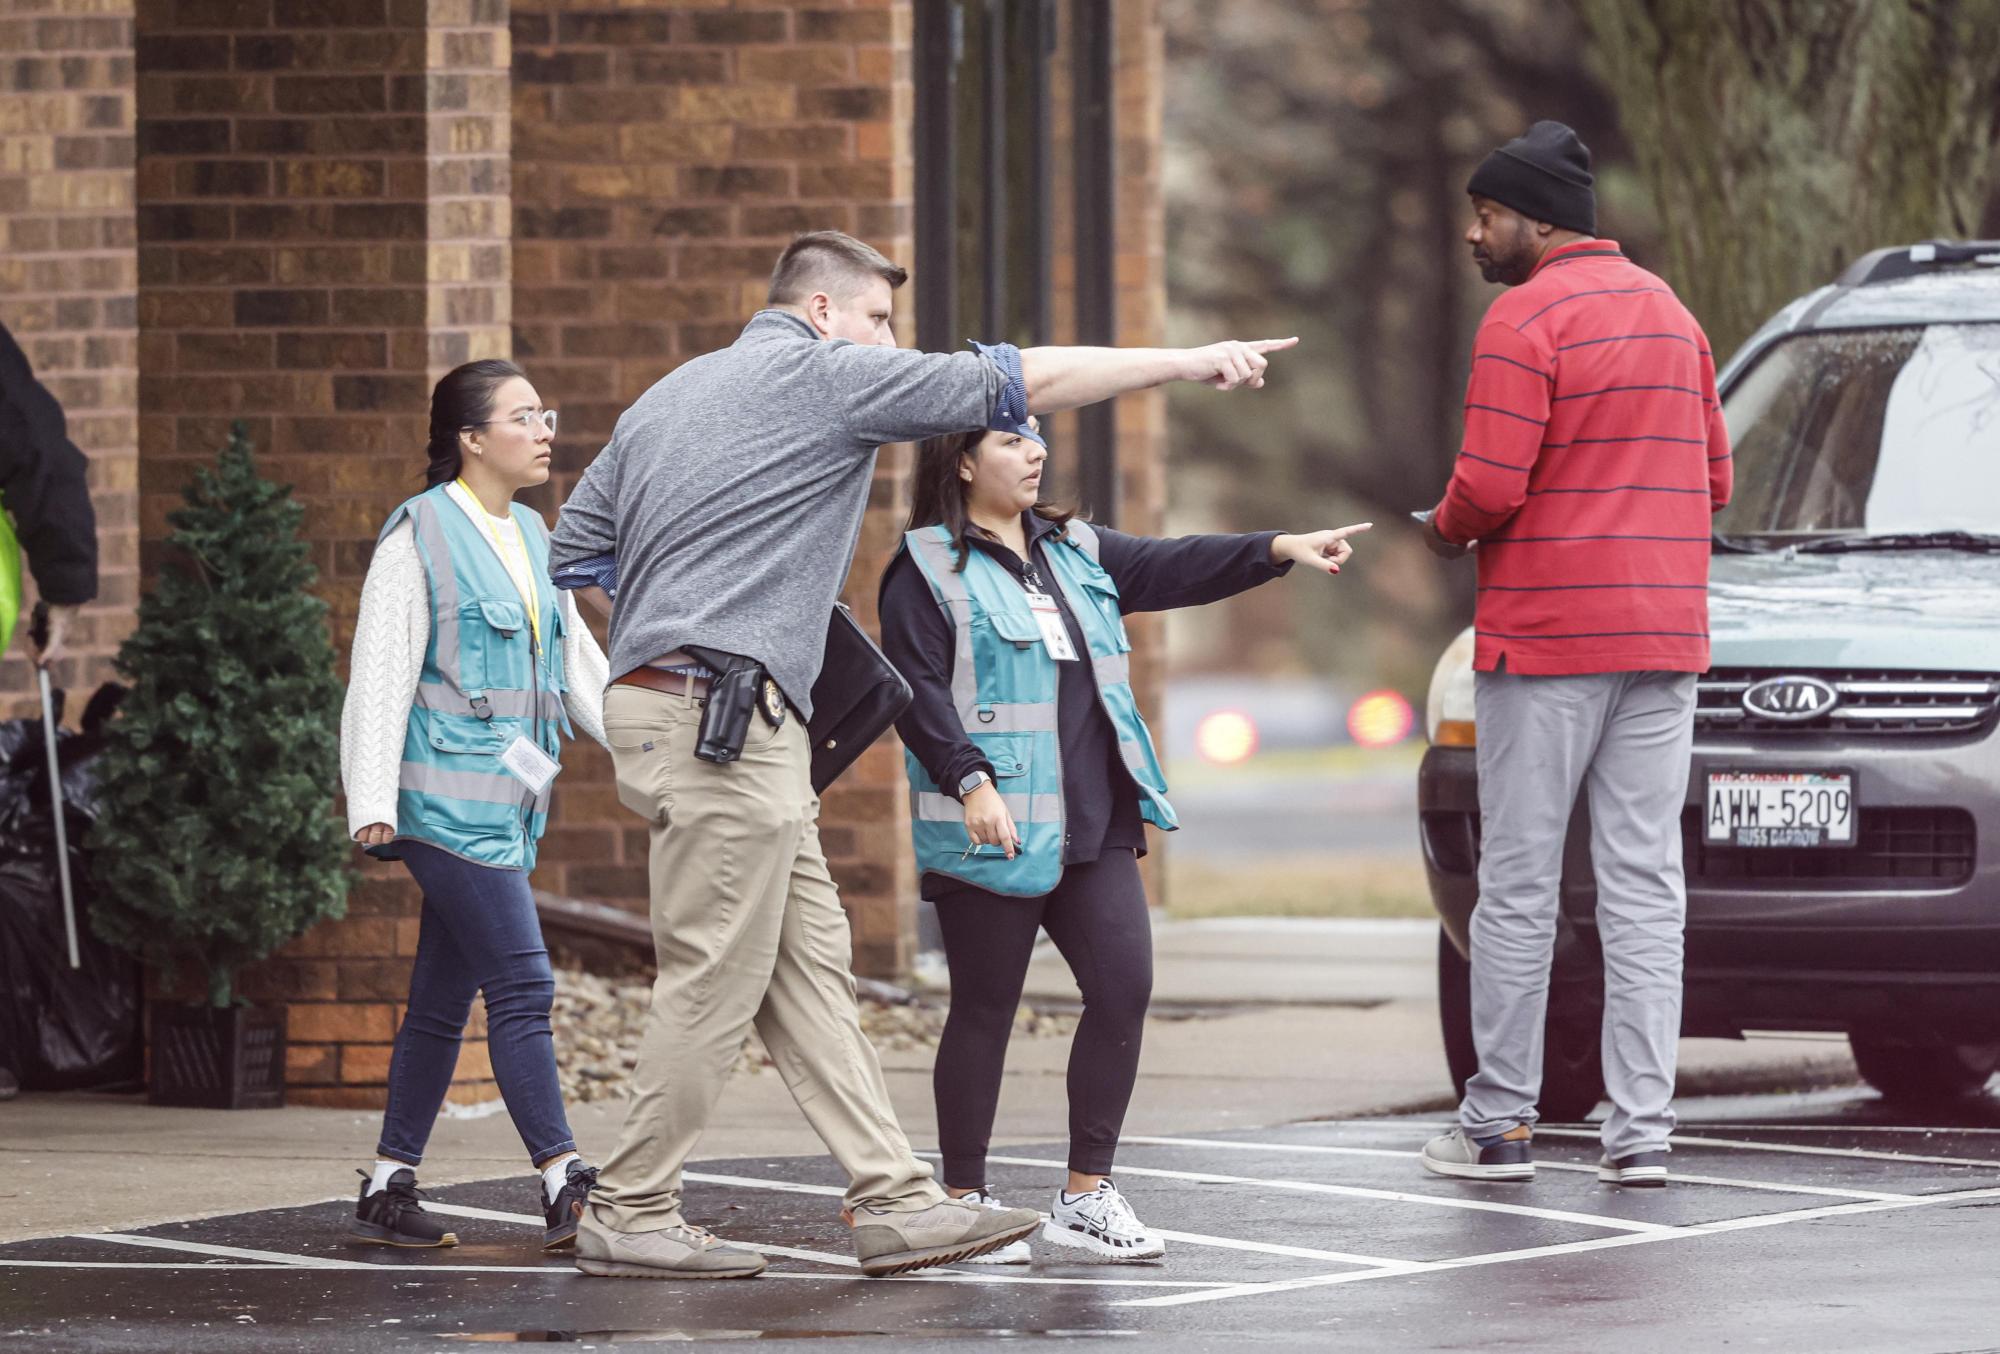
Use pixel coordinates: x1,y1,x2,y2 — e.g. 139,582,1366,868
91,423,350,1007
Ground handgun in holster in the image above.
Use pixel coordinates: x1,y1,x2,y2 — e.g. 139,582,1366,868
684,646,784,765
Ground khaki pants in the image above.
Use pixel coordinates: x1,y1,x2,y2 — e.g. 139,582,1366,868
587,683,943,1233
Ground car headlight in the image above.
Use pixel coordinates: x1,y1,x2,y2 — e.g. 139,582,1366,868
1425,626,1476,746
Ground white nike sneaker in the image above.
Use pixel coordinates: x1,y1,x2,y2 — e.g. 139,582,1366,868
1041,1180,1165,1261
953,1189,1033,1264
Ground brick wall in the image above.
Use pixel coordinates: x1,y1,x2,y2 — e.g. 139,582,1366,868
0,0,140,720
509,0,923,975
507,0,1169,970
133,0,511,1107
55,0,1165,1113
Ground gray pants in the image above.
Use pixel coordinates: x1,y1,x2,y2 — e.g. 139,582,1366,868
1460,669,1697,1159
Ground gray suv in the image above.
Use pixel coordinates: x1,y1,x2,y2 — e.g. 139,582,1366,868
1419,240,2000,1115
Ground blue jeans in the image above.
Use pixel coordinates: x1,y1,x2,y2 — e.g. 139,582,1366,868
375,841,577,1168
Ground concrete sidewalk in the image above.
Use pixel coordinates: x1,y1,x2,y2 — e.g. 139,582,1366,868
0,917,1857,1244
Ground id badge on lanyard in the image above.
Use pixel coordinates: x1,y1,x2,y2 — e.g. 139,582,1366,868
500,735,560,795
1023,588,1078,662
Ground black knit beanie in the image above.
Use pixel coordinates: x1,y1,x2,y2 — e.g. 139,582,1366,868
1466,121,1596,236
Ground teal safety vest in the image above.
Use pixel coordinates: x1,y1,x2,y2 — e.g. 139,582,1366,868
383,485,569,871
899,519,1176,897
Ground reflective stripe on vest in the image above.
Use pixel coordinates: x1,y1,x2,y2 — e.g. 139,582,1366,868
898,521,1176,898
0,502,20,657
383,485,568,871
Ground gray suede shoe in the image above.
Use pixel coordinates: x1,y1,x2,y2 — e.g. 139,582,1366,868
847,1197,1043,1277
574,1217,767,1280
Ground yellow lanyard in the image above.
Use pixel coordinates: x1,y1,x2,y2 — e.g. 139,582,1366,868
454,479,542,652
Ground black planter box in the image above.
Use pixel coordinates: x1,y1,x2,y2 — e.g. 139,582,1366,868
147,1001,286,1109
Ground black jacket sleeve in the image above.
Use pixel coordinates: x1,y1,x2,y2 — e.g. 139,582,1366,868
1093,526,1290,613
0,324,97,606
877,550,993,795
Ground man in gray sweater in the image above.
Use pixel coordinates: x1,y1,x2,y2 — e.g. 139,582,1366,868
551,230,1293,1280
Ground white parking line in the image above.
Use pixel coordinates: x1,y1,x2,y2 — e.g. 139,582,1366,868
1117,1185,2000,1310
1120,1136,1914,1202
1145,1230,1402,1267
975,1154,1679,1235
1676,1123,2000,1135
422,1200,860,1269
0,1261,313,1270
712,1162,1410,1269
1531,1127,2000,1170
48,1200,1221,1290
0,1256,1240,1288
685,1170,848,1199
416,1198,1237,1289
83,1233,368,1269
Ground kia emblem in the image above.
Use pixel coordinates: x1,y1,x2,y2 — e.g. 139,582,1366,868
1742,675,1840,722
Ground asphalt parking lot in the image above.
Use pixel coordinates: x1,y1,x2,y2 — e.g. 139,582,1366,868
6,1086,2000,1353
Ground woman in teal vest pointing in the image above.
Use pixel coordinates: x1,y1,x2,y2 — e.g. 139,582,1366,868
878,344,1370,1261
339,359,610,1252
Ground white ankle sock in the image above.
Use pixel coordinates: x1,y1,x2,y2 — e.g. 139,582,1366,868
367,1160,408,1196
541,1156,577,1205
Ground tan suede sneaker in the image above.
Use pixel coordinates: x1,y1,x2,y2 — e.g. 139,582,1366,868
574,1217,767,1280
846,1197,1043,1277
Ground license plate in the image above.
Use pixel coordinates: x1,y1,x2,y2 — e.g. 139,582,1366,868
1705,771,1855,848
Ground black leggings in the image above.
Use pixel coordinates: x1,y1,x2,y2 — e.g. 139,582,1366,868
931,849,1153,1188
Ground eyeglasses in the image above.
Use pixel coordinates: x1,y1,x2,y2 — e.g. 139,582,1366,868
472,409,558,436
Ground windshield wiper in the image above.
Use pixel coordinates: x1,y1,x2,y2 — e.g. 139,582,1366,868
1710,532,1763,553
1793,530,2000,555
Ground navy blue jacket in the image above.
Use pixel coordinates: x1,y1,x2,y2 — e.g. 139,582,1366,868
0,322,97,606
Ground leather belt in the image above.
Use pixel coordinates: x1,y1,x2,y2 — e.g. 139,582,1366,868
611,666,712,703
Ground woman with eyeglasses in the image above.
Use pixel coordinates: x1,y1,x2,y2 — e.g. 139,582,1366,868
339,358,610,1253
878,368,1369,1262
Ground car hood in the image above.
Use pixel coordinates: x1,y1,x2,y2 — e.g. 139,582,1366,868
1709,550,2000,671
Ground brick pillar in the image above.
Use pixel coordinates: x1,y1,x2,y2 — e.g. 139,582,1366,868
134,0,511,1107
1109,2,1171,906
1045,0,1170,903
510,2,921,976
0,2,141,718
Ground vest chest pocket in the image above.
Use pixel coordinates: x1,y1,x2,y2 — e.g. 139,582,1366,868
969,610,1058,701
548,598,568,692
1071,575,1131,653
426,719,508,758
457,597,531,694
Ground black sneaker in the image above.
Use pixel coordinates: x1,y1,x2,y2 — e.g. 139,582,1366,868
1598,1150,1670,1188
541,1159,599,1251
351,1168,458,1248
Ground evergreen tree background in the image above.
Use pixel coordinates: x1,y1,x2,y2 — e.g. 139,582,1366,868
1575,0,2000,360
90,422,349,1008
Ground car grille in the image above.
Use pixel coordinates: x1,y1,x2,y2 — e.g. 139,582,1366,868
1681,806,1976,888
1697,668,2000,735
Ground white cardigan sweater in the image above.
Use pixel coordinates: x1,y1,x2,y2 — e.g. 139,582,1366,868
339,512,610,841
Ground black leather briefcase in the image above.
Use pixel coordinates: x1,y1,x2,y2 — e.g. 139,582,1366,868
807,603,913,793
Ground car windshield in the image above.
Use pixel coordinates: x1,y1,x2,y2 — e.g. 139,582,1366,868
1713,322,2000,546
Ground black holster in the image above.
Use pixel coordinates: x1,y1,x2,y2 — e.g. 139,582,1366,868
684,647,774,766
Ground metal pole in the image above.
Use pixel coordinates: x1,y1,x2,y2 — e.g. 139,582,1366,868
30,604,78,969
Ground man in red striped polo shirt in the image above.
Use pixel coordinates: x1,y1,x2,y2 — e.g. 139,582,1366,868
1416,121,1732,1190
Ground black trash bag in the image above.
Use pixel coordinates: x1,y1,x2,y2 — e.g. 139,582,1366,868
0,681,143,1091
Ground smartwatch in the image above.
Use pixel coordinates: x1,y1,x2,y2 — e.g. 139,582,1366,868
956,769,993,801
